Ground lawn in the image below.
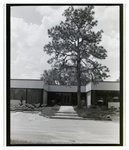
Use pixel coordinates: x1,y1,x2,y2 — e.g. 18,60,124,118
39,105,60,117
39,105,118,121
11,103,60,117
10,102,119,121
73,105,118,121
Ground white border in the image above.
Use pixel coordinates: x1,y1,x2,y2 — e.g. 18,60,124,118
1,0,128,149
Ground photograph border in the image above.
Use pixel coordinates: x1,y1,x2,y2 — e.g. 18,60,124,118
6,3,123,146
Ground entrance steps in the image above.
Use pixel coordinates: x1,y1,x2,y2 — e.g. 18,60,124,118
55,112,78,116
50,106,83,120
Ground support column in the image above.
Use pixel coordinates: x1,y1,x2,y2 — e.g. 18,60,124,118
87,91,91,107
43,90,48,105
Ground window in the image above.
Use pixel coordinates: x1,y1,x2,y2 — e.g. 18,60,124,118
10,88,26,100
26,89,42,104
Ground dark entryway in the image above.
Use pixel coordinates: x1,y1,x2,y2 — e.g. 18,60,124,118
48,92,86,106
62,93,72,106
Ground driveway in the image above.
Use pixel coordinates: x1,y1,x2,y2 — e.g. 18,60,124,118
11,111,120,144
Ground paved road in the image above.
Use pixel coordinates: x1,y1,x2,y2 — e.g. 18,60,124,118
11,112,120,144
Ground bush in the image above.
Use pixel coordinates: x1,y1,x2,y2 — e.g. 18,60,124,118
26,104,35,109
74,106,113,121
40,106,60,117
32,103,41,108
80,100,86,108
19,96,23,106
50,99,57,106
89,105,97,109
52,105,60,110
41,104,47,107
99,106,109,111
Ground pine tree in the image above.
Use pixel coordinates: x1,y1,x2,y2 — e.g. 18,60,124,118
43,6,110,107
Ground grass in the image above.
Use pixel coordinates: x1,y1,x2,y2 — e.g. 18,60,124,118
73,106,117,121
11,104,49,111
10,103,119,121
40,105,116,121
40,105,60,117
11,103,60,117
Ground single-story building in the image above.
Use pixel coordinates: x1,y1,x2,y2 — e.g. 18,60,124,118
10,79,120,109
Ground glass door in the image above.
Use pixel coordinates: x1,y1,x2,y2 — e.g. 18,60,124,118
62,93,71,105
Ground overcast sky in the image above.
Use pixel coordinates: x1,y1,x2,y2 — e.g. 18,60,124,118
11,5,120,81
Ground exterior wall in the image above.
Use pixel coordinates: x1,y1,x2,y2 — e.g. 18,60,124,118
10,79,120,107
91,82,119,91
11,79,85,92
43,90,48,105
11,79,43,89
86,82,92,92
11,80,119,92
43,84,48,91
108,102,120,109
48,85,86,92
87,91,91,107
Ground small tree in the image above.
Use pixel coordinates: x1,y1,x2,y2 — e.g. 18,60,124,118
43,6,110,107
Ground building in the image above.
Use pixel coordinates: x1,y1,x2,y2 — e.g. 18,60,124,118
10,79,120,109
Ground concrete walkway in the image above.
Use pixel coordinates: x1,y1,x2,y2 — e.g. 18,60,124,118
11,112,120,144
50,106,83,120
58,106,76,112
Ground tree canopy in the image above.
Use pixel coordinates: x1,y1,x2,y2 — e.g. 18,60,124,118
40,67,103,86
42,6,110,107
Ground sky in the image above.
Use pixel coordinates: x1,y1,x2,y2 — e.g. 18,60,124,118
10,5,120,81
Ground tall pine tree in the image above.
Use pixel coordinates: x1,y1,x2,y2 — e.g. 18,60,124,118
43,6,110,107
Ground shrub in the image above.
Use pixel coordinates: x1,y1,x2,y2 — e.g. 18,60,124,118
80,100,86,108
100,106,109,111
19,96,23,106
50,99,57,106
89,105,97,109
52,105,60,110
26,104,35,109
32,103,41,108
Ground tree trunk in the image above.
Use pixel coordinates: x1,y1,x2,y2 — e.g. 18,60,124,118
77,40,81,108
77,69,81,107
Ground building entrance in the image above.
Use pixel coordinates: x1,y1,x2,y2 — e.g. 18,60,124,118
62,93,72,105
